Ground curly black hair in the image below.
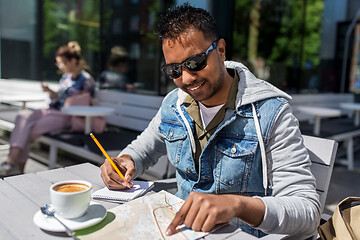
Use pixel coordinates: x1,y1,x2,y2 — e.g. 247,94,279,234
157,3,218,43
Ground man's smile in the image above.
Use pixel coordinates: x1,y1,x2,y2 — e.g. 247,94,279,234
187,81,205,91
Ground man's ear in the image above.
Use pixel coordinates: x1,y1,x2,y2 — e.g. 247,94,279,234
217,38,226,62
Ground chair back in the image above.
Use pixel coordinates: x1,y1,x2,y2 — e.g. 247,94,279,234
303,135,338,214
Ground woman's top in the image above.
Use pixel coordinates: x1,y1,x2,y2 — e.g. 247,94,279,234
49,70,95,110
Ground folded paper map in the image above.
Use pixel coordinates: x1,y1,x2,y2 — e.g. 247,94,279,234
78,190,210,240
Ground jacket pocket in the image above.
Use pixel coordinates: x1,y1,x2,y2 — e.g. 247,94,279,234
159,120,187,167
215,137,257,192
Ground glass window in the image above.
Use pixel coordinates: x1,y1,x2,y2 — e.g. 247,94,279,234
0,0,38,80
0,0,176,95
100,0,175,95
232,0,325,93
1,0,357,95
42,0,101,81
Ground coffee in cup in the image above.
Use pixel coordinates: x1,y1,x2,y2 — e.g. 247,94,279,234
54,182,90,193
50,180,92,219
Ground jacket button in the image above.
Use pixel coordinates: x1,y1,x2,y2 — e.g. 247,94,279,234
186,168,191,173
169,129,174,137
231,145,237,154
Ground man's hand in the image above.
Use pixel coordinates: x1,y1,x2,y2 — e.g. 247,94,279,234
166,191,265,235
166,192,240,235
100,155,135,190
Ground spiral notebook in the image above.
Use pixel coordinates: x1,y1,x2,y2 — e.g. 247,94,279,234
92,180,154,203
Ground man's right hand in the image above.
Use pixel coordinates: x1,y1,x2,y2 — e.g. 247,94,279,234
100,156,135,190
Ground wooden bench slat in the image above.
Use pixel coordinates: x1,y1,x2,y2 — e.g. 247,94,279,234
95,90,163,108
99,102,158,120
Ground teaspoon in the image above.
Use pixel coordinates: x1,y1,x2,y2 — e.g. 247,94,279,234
40,204,80,240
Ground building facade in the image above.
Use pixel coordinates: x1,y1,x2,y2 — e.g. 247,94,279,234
1,0,360,95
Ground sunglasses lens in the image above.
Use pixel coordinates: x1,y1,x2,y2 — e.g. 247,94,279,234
184,53,206,71
161,49,209,79
163,64,182,79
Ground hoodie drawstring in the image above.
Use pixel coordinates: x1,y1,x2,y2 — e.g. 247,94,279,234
251,103,268,195
176,100,196,154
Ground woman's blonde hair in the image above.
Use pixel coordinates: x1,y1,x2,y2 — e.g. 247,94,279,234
56,41,90,70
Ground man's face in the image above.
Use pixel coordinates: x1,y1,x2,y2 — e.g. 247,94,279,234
162,30,228,107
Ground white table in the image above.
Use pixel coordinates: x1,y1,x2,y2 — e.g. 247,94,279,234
0,95,47,109
61,106,115,134
296,106,342,136
0,163,285,240
340,103,360,126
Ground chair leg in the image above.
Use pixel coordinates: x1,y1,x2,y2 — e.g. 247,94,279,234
346,137,354,171
48,145,58,169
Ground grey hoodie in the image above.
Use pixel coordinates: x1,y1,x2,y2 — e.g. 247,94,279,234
119,61,320,238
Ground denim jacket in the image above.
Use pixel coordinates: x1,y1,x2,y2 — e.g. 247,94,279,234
160,93,291,236
159,91,285,197
120,61,320,238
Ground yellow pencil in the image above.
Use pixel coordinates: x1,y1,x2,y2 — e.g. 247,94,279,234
90,133,130,187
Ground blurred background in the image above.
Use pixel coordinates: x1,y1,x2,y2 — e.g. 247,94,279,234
1,0,360,97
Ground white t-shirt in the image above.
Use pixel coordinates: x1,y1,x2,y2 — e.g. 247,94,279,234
198,101,224,128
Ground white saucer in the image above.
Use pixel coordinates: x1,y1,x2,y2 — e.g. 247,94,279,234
33,202,107,232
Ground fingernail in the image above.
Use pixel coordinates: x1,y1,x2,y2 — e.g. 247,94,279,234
165,228,172,236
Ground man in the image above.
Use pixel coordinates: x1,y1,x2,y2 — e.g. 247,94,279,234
100,3,320,238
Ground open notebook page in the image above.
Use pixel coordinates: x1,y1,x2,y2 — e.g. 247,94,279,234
92,180,154,203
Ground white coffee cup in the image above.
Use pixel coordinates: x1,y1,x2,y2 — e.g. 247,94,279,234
50,180,92,219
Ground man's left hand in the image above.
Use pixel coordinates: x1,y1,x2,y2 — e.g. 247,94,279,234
166,191,241,235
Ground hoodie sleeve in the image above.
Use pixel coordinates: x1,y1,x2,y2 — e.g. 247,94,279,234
256,102,321,238
117,107,167,179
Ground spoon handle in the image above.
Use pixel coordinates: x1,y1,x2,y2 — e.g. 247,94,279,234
53,215,80,240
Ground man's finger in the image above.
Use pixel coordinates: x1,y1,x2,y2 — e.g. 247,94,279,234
100,165,125,190
101,159,129,189
183,201,200,229
166,197,193,235
201,213,217,232
124,164,135,181
113,158,135,187
190,208,208,232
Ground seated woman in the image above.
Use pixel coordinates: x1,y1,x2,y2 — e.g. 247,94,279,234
0,41,95,177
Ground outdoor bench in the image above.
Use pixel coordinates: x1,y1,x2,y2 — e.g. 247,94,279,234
0,78,175,179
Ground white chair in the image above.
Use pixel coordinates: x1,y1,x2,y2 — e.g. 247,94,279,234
303,135,338,215
304,135,338,240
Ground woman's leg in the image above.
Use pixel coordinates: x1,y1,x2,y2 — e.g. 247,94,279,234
7,110,43,163
7,147,21,165
15,109,71,171
1,110,44,176
5,109,71,173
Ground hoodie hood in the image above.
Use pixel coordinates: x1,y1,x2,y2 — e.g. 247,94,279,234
225,61,291,109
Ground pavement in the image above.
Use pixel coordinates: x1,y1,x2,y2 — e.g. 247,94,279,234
1,133,360,216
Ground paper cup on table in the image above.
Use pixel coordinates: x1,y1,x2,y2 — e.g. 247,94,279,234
50,180,92,219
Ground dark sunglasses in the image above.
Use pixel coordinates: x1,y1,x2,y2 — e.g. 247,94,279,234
161,40,218,79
